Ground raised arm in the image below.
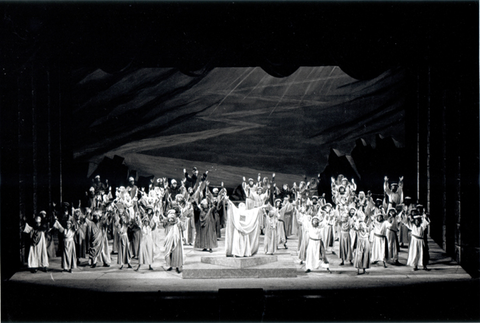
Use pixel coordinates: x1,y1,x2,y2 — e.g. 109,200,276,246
384,176,392,195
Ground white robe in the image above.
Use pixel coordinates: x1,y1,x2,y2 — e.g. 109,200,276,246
226,201,263,257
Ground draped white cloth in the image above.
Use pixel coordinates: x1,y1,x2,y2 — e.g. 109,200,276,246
225,201,263,257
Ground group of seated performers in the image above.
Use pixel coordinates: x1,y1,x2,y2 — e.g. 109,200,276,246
23,169,431,276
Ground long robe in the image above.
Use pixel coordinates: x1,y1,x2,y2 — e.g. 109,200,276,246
275,207,287,246
283,202,294,237
194,205,218,250
85,218,111,265
152,214,163,258
371,219,390,262
386,215,400,262
338,216,353,262
298,213,312,261
264,214,278,255
353,222,370,269
54,221,77,270
225,201,262,257
138,225,154,265
164,221,184,268
404,219,429,268
27,228,49,269
305,220,329,270
74,220,87,259
116,223,131,265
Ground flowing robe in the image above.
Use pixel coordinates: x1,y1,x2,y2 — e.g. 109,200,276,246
151,214,163,258
85,218,111,265
274,206,287,246
386,214,400,262
371,219,391,262
225,201,263,257
180,203,195,245
194,205,218,250
115,222,131,265
263,213,278,255
338,216,353,262
283,201,295,236
26,225,49,269
138,224,154,265
305,219,329,270
164,221,184,268
298,213,312,261
54,221,77,270
353,221,370,269
404,218,429,268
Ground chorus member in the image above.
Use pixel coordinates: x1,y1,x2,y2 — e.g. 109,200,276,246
305,217,331,273
272,199,288,249
194,196,218,253
384,176,404,207
85,210,111,268
399,197,414,248
402,210,431,271
371,210,390,268
136,214,155,271
322,203,336,254
164,210,184,273
353,215,370,275
115,212,133,269
386,207,401,265
263,204,279,255
25,215,49,273
337,205,353,266
54,219,77,273
282,195,295,237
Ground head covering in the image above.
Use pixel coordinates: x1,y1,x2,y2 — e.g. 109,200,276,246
375,198,383,203
39,210,47,216
416,204,424,209
129,177,134,182
405,196,412,200
311,195,318,200
248,178,254,182
200,198,208,206
212,188,219,194
171,179,177,184
175,194,184,201
274,198,282,205
322,203,332,210
387,207,397,214
192,167,198,172
95,175,100,179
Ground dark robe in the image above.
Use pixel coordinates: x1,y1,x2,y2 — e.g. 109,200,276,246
193,204,218,250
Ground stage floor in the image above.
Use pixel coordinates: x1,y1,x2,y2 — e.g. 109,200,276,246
5,229,479,322
9,229,472,292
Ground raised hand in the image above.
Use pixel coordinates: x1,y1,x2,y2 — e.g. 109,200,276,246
243,176,246,182
272,173,275,178
221,182,224,187
183,168,186,173
384,176,389,181
399,176,404,181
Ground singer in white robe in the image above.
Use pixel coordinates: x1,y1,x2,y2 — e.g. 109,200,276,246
225,200,265,257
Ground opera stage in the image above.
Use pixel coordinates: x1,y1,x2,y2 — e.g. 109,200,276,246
4,230,478,322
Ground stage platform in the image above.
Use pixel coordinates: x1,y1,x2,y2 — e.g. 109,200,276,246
8,229,473,292
5,230,480,322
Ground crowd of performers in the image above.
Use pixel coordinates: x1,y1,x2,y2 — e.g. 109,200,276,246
23,168,431,276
